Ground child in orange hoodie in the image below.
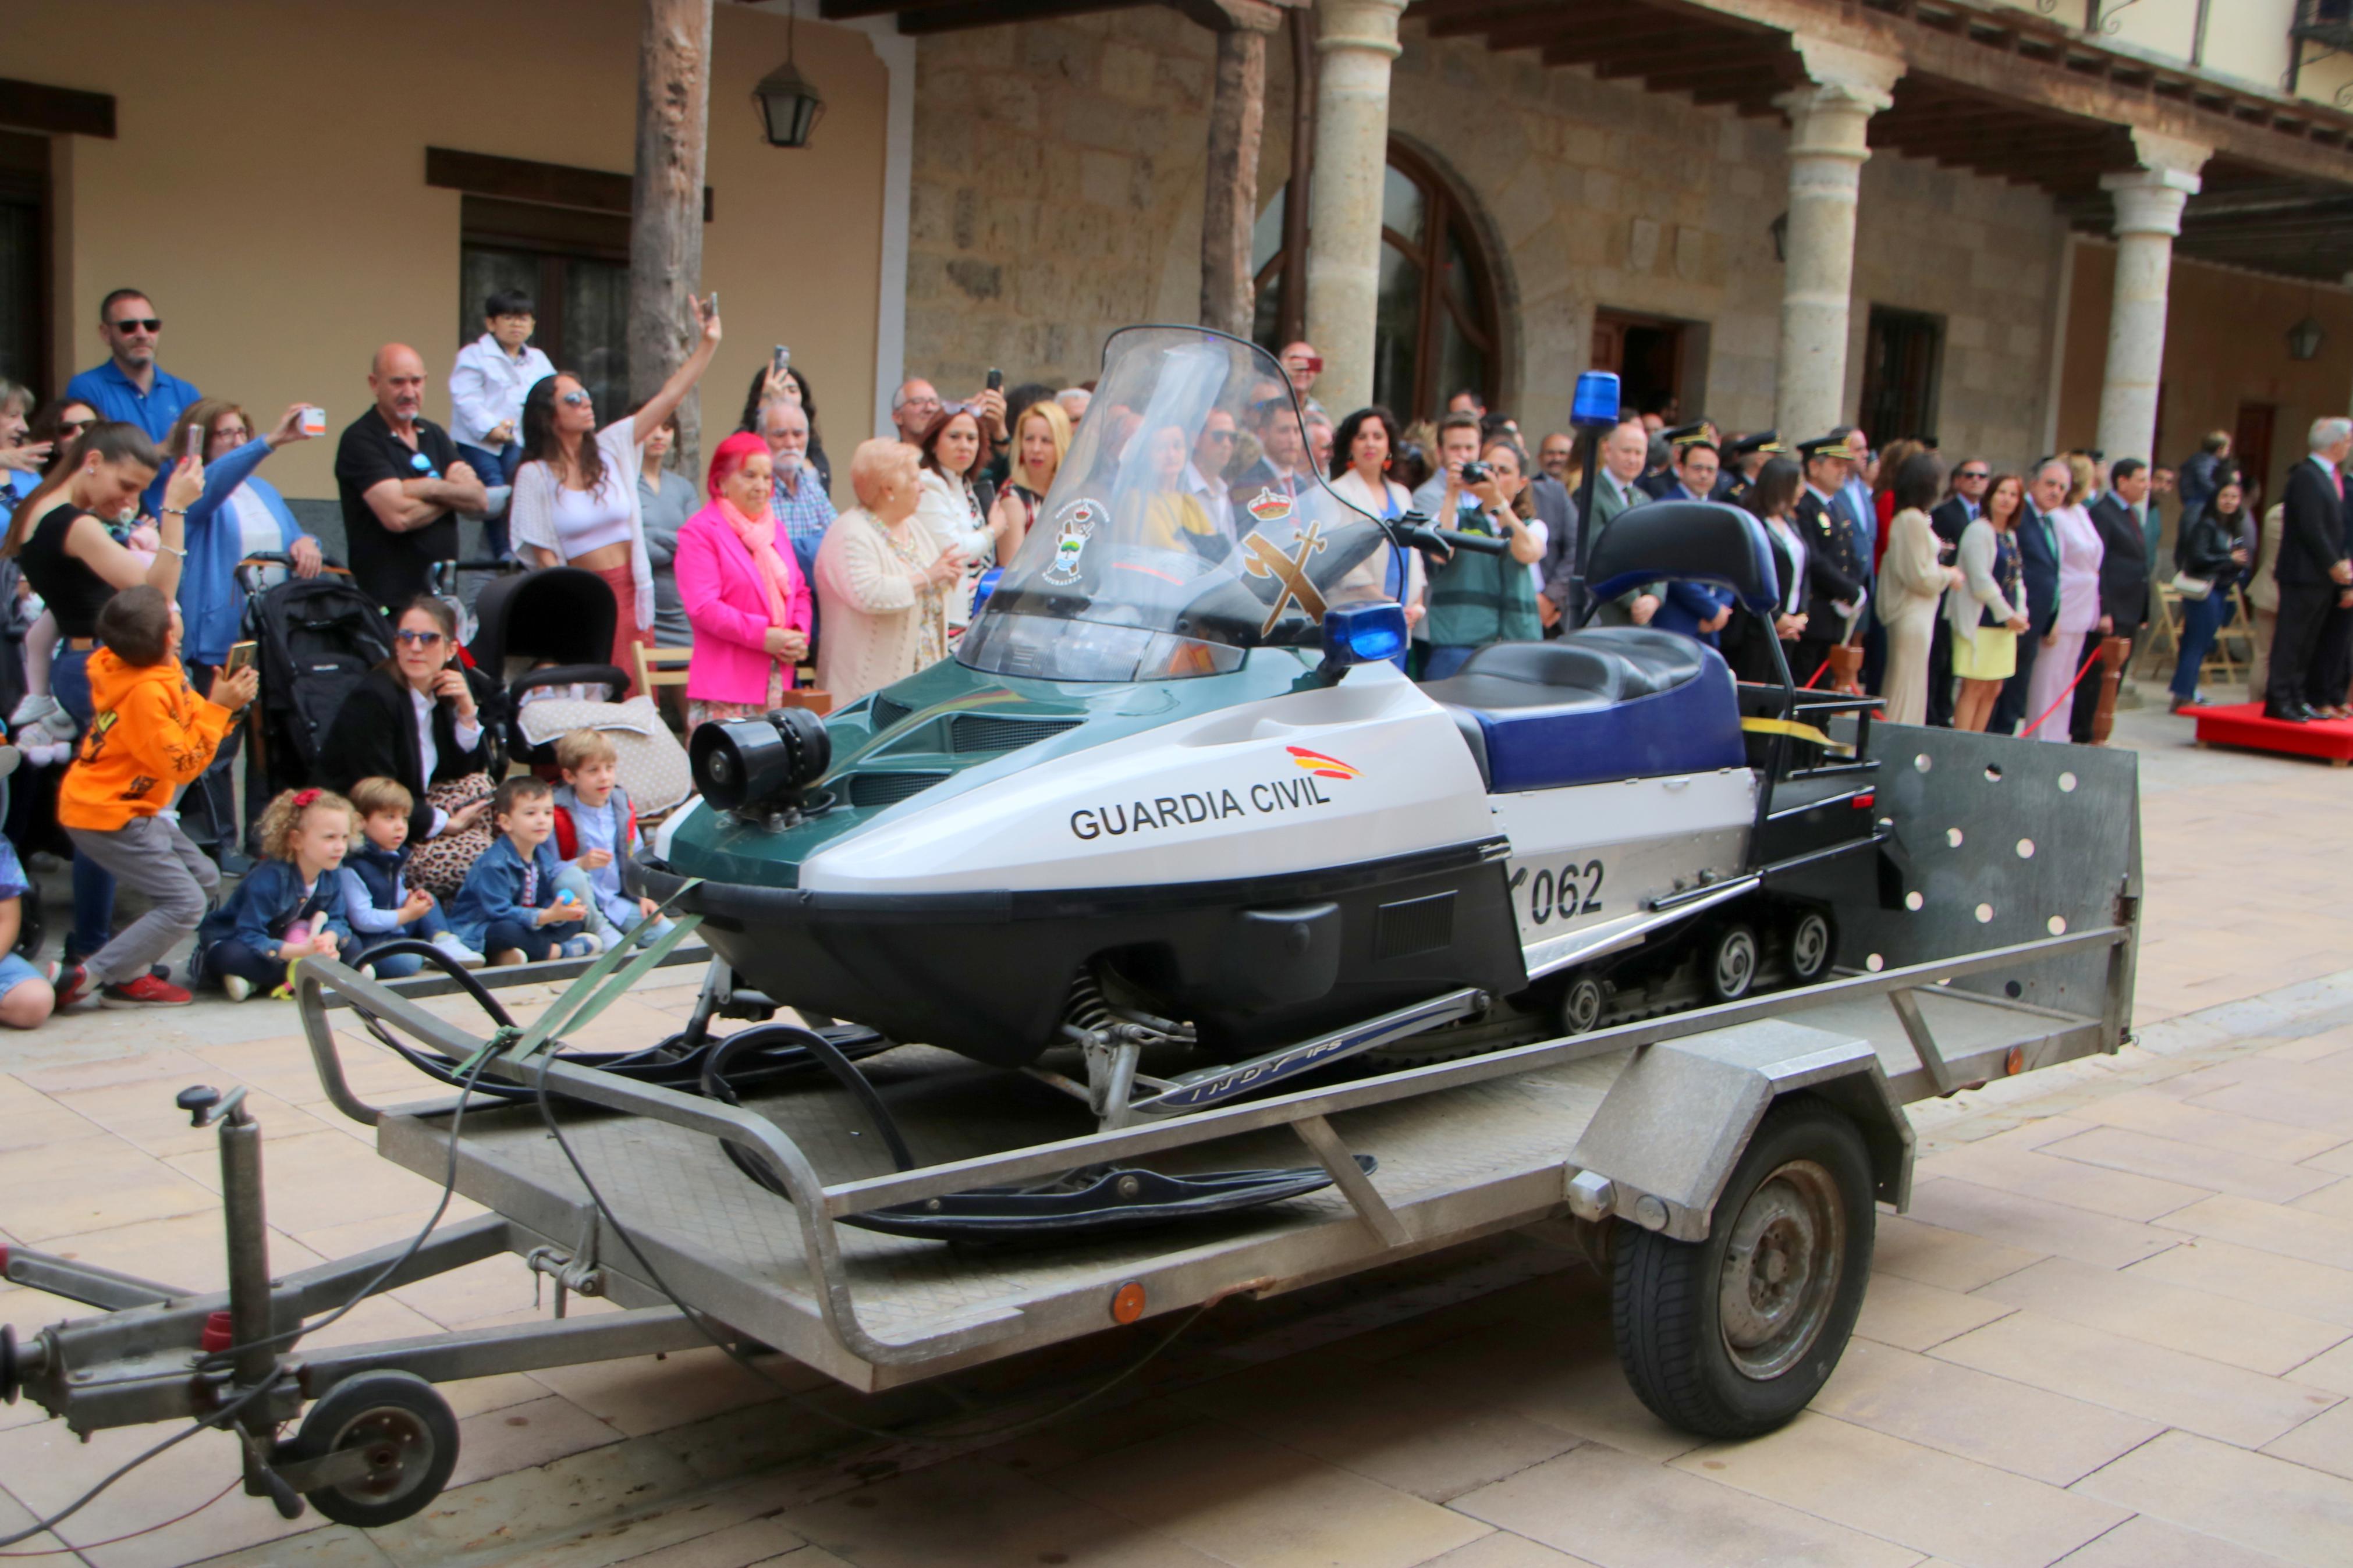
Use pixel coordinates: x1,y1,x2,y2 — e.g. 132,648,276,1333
55,586,258,1007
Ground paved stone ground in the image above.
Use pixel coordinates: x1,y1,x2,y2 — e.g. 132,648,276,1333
3,697,2352,1567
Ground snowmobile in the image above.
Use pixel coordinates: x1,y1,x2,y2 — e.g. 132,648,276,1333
636,326,1890,1158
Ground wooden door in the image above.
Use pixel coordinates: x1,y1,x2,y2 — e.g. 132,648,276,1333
2234,401,2276,512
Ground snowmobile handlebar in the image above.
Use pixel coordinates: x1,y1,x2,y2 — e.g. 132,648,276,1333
1388,514,1513,559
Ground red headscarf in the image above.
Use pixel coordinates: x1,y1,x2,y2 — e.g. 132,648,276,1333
705,431,771,501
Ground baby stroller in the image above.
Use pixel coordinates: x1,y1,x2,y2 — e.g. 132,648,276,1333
469,566,692,813
238,554,395,805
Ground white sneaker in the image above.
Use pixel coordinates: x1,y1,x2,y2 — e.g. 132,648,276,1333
429,930,487,969
221,974,251,1002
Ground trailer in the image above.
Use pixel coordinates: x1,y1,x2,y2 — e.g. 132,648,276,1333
0,719,2136,1534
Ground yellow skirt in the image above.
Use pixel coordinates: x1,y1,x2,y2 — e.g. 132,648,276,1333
1952,625,2017,682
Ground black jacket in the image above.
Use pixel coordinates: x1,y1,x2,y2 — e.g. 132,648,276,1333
2178,505,2246,583
2087,493,2149,632
318,666,495,844
1531,476,1580,612
1928,496,1974,550
2277,458,2348,588
1793,489,1865,632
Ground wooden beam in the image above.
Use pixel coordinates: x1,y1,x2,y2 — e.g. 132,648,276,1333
0,78,113,138
425,146,714,221
1482,12,1685,55
896,0,1153,33
1591,39,1766,81
628,0,714,472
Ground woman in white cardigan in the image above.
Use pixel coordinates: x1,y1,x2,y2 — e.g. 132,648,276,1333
1325,407,1426,664
816,440,966,706
1947,472,2033,733
911,404,1009,635
508,296,722,695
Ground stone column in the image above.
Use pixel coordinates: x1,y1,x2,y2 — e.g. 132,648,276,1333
1198,0,1286,338
1303,0,1408,414
1772,38,1902,440
2096,132,2209,466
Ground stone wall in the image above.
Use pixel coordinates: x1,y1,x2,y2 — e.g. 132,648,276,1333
902,10,2070,462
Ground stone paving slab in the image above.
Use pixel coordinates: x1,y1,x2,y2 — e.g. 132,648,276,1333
1,703,2352,1565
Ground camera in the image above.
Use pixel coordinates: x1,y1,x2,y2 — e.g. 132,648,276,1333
1458,460,1493,485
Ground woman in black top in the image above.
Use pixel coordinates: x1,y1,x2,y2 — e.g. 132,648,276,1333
2,421,203,964
2169,470,2251,713
318,595,499,901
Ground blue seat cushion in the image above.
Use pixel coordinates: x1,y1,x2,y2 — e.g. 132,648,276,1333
1422,628,1745,792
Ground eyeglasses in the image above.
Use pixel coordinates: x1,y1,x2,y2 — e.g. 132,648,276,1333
1201,429,1237,443
214,426,250,442
559,390,592,407
394,629,446,647
58,419,93,436
902,395,942,413
109,318,161,333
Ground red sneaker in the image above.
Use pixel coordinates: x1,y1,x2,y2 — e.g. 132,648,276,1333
100,973,193,1008
52,963,90,1009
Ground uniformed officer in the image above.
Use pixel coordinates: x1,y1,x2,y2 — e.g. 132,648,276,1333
1639,421,1717,499
1792,431,1868,682
1716,431,1783,506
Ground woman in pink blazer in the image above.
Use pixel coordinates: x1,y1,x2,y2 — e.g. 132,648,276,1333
674,432,813,733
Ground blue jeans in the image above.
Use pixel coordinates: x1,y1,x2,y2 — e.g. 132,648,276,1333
1422,644,1478,681
457,442,524,560
51,647,116,960
349,901,453,979
2170,588,2235,701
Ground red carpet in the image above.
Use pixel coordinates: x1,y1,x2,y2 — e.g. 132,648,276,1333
2193,701,2353,766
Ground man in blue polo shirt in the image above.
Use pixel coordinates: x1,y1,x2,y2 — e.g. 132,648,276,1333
64,289,201,511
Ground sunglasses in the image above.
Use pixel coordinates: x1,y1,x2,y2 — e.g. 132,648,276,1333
110,318,162,333
1957,469,1990,480
394,629,446,646
1202,429,1237,442
559,390,592,407
58,419,93,436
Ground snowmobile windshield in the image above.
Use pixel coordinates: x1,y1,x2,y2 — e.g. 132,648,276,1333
958,326,1396,682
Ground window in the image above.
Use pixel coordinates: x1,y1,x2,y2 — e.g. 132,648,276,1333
1251,141,1502,420
0,130,50,394
458,197,631,422
1859,307,1944,443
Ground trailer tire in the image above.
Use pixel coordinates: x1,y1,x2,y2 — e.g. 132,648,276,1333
1787,908,1835,984
1610,1096,1873,1439
283,1371,459,1528
1704,922,1760,1003
1560,974,1605,1035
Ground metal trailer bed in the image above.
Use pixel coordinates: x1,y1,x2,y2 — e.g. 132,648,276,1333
0,722,2139,1531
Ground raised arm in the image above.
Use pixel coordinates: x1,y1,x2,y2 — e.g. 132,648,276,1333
630,296,723,446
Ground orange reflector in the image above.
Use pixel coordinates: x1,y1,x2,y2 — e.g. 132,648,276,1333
2004,1047,2024,1076
1110,1281,1147,1324
1851,792,1875,809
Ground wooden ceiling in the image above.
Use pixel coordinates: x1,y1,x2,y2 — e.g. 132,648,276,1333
1406,0,2353,282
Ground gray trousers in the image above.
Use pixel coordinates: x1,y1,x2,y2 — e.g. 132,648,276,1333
63,815,219,987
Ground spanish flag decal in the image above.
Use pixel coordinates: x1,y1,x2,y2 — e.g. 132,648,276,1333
1286,746,1360,781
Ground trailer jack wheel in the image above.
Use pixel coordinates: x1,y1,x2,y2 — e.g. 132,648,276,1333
1705,922,1759,1004
1559,975,1605,1036
1787,909,1834,984
278,1371,459,1528
1610,1097,1872,1439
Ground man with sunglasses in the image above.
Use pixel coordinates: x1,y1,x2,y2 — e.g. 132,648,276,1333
1925,457,1992,726
65,289,203,513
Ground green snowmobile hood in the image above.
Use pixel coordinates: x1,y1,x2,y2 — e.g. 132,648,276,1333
665,649,1324,888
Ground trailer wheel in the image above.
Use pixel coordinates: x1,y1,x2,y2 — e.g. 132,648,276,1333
1787,909,1835,984
282,1371,459,1528
1610,1096,1873,1439
1559,974,1605,1035
1705,923,1759,1003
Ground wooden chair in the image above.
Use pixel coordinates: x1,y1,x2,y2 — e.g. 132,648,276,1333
2137,584,2184,680
632,643,834,718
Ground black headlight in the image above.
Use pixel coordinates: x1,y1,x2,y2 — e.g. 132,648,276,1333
689,706,833,814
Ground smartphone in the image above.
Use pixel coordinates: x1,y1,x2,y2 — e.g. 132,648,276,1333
773,344,791,378
703,291,719,319
184,422,203,460
223,639,258,678
986,367,1003,393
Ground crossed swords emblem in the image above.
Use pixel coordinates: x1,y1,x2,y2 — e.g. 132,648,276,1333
1242,518,1329,637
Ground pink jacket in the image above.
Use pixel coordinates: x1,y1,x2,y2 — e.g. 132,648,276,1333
675,501,813,704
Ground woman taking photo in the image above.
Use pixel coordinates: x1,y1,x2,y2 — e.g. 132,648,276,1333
1876,453,1964,727
3,424,200,963
165,400,324,671
817,440,962,706
508,296,723,696
914,404,1006,631
1420,438,1543,681
2023,454,2106,741
1722,457,1809,683
1949,473,2033,733
2170,471,2251,714
989,397,1071,558
674,432,812,733
637,411,699,649
319,596,498,899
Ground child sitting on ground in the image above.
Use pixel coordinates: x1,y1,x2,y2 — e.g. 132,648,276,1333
551,728,670,951
339,776,485,976
448,776,597,966
55,586,257,1008
0,827,55,1028
195,787,355,1001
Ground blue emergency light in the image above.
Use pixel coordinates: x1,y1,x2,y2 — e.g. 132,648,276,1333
1572,371,1622,431
1320,603,1408,674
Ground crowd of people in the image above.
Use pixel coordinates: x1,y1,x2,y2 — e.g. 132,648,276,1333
1,282,2348,1033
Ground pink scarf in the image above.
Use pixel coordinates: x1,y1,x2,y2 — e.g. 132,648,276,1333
716,497,796,630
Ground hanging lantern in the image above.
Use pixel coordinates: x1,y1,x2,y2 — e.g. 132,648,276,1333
2288,314,2326,362
754,3,825,149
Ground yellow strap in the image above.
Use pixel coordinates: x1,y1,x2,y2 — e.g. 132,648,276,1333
1741,716,1852,753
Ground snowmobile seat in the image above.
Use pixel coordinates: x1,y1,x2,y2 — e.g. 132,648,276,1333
1422,628,1745,792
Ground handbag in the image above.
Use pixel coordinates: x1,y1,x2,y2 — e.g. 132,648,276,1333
2170,572,2214,602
